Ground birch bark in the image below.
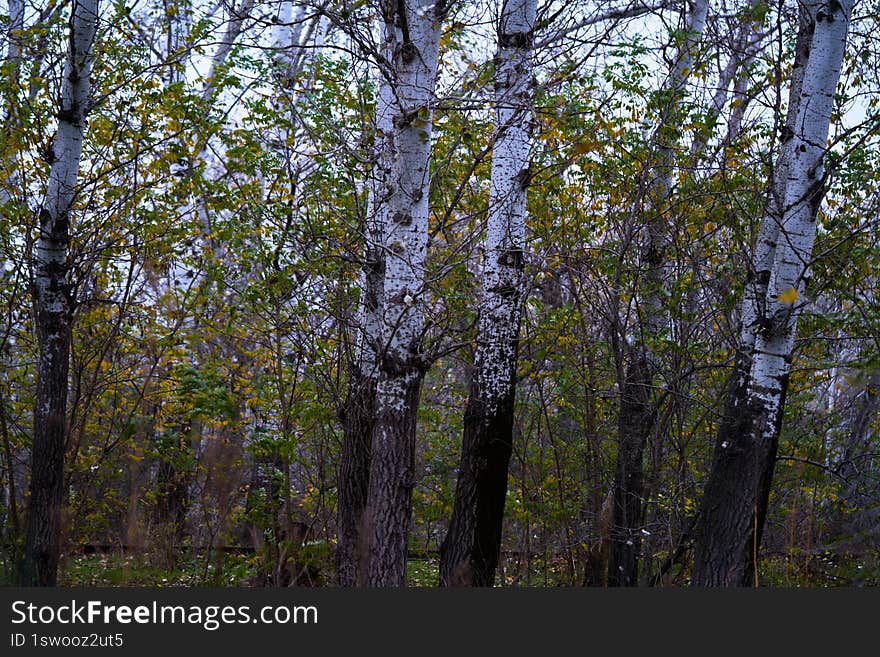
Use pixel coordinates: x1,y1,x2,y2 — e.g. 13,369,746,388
362,0,444,587
337,36,396,586
439,0,537,587
21,0,99,586
692,0,852,586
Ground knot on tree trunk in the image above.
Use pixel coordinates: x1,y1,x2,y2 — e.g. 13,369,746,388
498,30,534,49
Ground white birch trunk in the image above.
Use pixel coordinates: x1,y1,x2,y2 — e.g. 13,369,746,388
34,0,97,323
692,0,852,587
309,0,395,586
439,0,536,588
22,0,98,587
364,0,443,587
271,1,326,85
163,0,255,278
163,0,191,84
724,5,766,147
2,0,25,112
475,0,535,416
690,0,765,161
633,0,708,341
649,0,709,205
336,9,397,587
737,4,816,369
375,11,440,378
201,0,256,101
680,1,765,342
748,0,852,444
355,56,396,385
3,0,24,70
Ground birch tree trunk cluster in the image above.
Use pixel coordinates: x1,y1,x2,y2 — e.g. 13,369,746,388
1,0,878,588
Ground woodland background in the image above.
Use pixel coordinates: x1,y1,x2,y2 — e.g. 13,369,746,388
1,0,878,587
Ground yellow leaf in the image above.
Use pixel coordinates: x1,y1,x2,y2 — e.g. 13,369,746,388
778,287,799,304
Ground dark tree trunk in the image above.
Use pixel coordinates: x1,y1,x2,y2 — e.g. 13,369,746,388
20,275,71,586
608,356,654,586
154,433,191,545
604,0,708,587
691,353,786,586
1,388,19,542
363,370,424,587
336,371,375,586
336,230,385,586
440,375,516,586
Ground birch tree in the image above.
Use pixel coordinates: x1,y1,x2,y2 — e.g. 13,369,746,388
336,46,396,586
439,0,537,588
608,0,708,587
692,0,853,587
635,0,767,585
20,0,99,586
362,0,445,587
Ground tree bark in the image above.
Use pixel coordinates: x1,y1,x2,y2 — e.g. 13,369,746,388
688,17,816,583
608,355,656,586
1,386,19,541
336,9,397,586
20,0,98,587
337,371,377,585
692,0,852,587
635,0,765,587
362,0,443,587
439,0,537,588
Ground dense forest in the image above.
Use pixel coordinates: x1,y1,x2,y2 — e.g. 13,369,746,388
0,0,878,588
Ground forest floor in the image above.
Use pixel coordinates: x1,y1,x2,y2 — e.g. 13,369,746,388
2,550,868,587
